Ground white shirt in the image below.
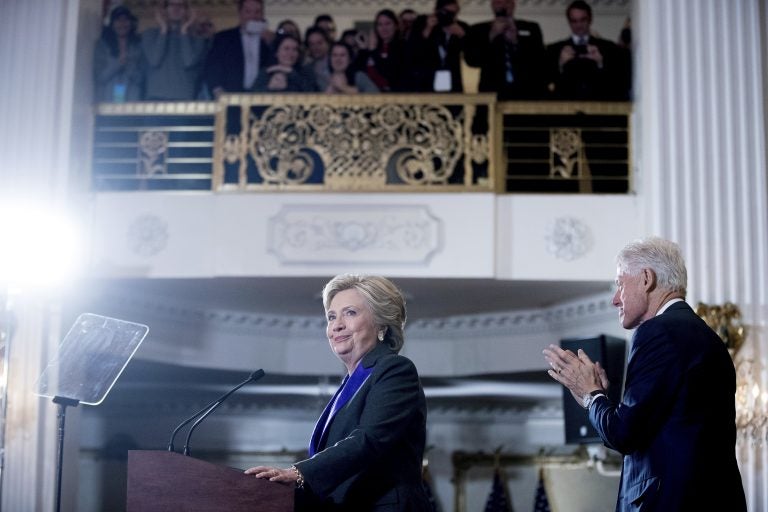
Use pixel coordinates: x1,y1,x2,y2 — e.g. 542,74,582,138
241,31,262,89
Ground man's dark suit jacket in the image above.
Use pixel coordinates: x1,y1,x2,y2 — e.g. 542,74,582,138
406,16,470,92
295,343,430,511
546,36,629,100
464,18,546,99
590,301,746,511
204,27,271,94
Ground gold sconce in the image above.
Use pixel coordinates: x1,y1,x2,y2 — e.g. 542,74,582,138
696,302,763,442
695,302,746,356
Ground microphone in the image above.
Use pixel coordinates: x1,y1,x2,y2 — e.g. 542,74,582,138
167,369,265,454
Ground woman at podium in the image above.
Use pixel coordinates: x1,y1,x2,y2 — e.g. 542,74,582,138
246,274,431,510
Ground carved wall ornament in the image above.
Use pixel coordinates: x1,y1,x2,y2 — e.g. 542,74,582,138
127,214,169,257
544,217,592,261
268,204,442,264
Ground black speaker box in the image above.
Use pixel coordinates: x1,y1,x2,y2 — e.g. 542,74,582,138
560,334,626,444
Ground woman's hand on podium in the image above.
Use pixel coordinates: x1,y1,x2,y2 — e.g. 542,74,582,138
244,465,299,486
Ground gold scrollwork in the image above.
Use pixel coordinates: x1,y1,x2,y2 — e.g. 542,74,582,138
237,102,465,188
469,134,489,165
138,130,168,176
550,128,582,179
695,302,746,356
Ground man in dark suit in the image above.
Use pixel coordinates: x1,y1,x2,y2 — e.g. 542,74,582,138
546,0,628,100
464,0,546,99
203,0,273,97
406,0,469,93
544,237,746,511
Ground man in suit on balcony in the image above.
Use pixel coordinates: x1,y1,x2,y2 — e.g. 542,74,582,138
203,0,274,98
546,0,628,100
464,0,546,99
543,237,746,511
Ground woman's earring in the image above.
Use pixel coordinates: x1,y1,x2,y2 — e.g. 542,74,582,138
377,331,384,341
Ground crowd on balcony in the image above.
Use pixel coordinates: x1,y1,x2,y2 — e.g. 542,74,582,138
94,0,631,103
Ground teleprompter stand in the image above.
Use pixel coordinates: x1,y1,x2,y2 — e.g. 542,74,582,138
34,314,149,512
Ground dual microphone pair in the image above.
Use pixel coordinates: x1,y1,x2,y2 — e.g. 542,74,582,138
167,369,265,456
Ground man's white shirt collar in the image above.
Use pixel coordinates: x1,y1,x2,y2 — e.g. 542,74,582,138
656,298,685,316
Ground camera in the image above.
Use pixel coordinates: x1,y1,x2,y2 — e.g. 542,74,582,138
494,8,507,17
436,9,456,27
574,43,588,55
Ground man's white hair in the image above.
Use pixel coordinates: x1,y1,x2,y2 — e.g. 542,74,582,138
616,237,687,296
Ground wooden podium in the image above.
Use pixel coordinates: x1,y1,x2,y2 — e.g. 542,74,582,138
127,451,294,512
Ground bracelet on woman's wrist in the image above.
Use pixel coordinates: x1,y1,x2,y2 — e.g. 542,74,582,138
290,465,304,489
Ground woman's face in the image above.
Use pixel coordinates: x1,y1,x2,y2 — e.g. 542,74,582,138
112,15,132,37
276,38,300,67
375,14,397,43
330,45,350,72
326,288,379,371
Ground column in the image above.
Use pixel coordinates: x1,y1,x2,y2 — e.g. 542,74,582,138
635,0,768,508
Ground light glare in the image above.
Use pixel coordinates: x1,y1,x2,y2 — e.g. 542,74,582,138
0,204,80,288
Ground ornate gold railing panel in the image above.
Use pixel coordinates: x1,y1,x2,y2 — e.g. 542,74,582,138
212,93,497,192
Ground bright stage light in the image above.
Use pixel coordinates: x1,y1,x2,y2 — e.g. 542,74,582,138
0,203,81,288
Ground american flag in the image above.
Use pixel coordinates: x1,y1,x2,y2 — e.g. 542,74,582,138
484,467,513,512
533,469,551,512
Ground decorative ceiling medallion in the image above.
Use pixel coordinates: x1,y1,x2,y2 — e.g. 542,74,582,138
127,214,169,257
544,216,592,261
268,205,442,264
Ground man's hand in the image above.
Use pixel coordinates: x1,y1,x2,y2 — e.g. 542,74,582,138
543,345,608,404
181,8,197,35
154,8,168,34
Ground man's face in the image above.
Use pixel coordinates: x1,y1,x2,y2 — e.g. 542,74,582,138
399,12,416,33
491,0,515,16
165,0,187,23
239,0,264,25
307,32,329,60
612,269,651,329
317,20,337,40
567,7,591,37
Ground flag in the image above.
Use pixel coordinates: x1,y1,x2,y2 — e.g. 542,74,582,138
484,467,513,512
533,470,551,512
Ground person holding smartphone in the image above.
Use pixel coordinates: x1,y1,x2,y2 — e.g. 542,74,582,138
406,0,469,93
464,0,546,99
545,0,628,100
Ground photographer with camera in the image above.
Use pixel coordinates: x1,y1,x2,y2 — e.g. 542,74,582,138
464,0,546,99
546,0,628,100
406,0,468,92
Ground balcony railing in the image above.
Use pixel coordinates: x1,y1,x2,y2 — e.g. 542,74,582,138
91,95,631,193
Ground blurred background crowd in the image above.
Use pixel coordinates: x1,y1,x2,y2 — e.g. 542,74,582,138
94,0,631,102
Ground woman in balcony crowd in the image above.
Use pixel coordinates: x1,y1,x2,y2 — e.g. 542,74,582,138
246,274,431,511
325,42,380,94
94,6,144,102
356,9,407,92
252,34,317,92
303,26,333,91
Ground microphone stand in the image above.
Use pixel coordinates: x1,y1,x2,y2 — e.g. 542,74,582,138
168,369,264,455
